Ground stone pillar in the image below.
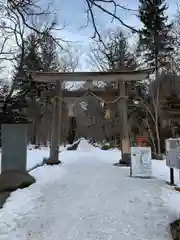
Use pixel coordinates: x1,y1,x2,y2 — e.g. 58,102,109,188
48,80,62,164
119,80,131,165
1,124,27,172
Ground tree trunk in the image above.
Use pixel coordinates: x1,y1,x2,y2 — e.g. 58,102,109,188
145,119,157,153
155,50,161,155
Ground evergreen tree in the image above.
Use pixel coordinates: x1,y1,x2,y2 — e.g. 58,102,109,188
9,33,54,143
0,34,40,124
0,73,34,123
39,32,59,72
14,31,59,77
13,33,43,109
0,30,59,146
137,0,174,155
138,0,173,71
14,33,42,76
23,34,43,72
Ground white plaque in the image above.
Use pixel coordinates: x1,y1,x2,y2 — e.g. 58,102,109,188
68,103,75,117
131,147,152,178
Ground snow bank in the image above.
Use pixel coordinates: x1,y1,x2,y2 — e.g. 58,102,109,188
152,159,180,185
162,187,180,219
152,159,180,218
0,164,67,237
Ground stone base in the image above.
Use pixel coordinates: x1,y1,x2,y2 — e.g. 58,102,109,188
46,159,61,165
0,171,36,193
113,162,130,167
0,171,36,208
119,153,131,166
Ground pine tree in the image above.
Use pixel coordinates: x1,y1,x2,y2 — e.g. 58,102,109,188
12,33,43,117
14,33,42,75
137,0,174,155
0,73,34,123
9,33,44,143
14,31,59,77
138,0,173,71
111,31,137,70
39,32,59,72
13,33,43,99
0,35,40,124
0,31,59,146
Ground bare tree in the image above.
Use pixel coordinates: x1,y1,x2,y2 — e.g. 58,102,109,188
0,0,67,73
88,28,136,71
84,0,138,40
86,28,138,143
58,44,80,72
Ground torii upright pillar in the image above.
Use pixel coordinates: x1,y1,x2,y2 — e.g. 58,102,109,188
47,80,62,164
119,79,131,165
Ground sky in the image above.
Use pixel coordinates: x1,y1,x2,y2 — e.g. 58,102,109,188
54,0,177,41
49,0,178,70
1,0,179,80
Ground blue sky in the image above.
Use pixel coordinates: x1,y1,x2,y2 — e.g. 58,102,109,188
53,0,177,42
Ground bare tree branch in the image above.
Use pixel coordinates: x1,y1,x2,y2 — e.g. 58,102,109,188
85,0,138,41
88,28,137,71
58,44,80,72
0,0,70,73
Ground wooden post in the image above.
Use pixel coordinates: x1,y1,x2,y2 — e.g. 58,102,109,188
118,79,131,165
48,80,62,164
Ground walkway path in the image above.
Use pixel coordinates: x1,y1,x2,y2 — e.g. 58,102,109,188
0,148,175,239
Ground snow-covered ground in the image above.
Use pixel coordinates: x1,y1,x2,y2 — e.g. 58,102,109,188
0,140,179,239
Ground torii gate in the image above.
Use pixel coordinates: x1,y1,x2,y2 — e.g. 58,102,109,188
27,69,153,165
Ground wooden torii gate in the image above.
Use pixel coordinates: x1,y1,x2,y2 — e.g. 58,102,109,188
26,69,153,165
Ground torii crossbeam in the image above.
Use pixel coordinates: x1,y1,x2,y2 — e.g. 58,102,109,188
19,69,154,165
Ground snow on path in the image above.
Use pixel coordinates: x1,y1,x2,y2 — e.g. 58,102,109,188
0,144,175,240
